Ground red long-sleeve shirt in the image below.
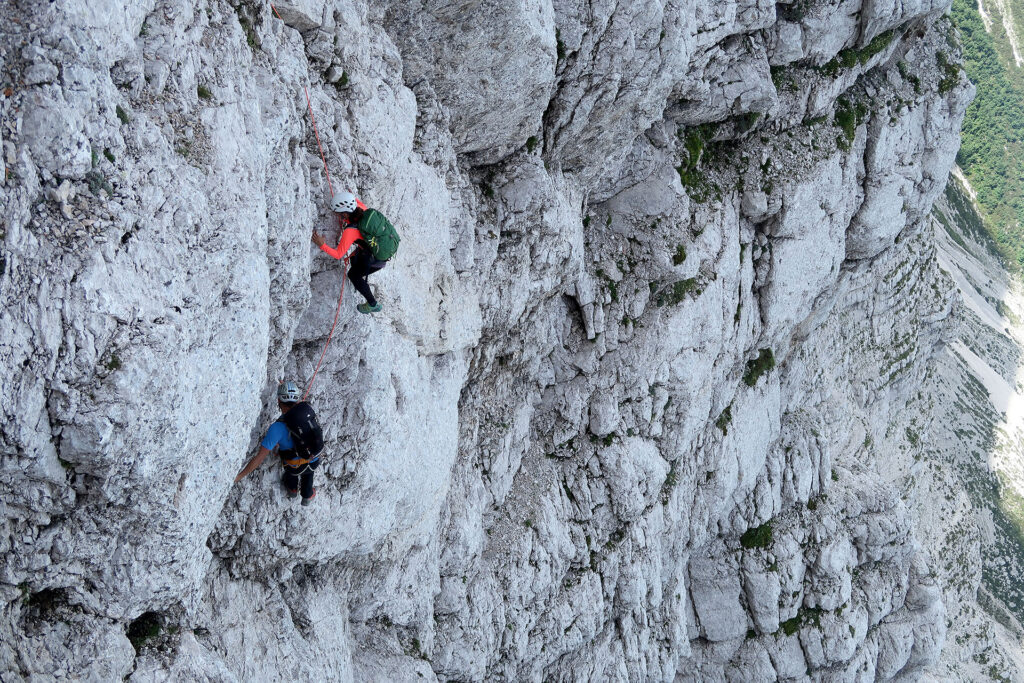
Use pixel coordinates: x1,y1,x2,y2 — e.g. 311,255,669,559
320,227,361,260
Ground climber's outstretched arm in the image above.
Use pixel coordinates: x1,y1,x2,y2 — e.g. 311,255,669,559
312,227,360,260
234,446,271,483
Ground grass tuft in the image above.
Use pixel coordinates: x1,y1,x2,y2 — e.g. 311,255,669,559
673,244,687,266
740,521,773,549
742,349,775,387
715,404,732,435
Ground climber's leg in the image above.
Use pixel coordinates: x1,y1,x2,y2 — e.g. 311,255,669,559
281,466,300,496
300,460,320,500
347,248,386,306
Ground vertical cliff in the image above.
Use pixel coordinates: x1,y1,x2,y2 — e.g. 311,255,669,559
0,0,982,680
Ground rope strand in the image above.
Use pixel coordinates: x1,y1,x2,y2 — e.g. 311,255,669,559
302,256,348,401
303,85,334,198
270,7,350,400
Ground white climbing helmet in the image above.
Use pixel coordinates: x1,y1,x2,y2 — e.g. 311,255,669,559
331,191,357,214
277,381,302,404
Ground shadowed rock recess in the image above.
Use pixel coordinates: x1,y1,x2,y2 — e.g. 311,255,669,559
0,0,985,680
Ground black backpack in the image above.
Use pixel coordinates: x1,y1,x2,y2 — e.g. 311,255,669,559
277,402,324,465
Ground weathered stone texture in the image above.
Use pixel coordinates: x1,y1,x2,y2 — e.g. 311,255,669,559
0,0,978,680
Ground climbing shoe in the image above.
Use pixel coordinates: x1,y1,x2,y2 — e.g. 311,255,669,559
301,488,317,506
357,302,383,314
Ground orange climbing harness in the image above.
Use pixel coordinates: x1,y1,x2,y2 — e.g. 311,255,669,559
270,3,353,401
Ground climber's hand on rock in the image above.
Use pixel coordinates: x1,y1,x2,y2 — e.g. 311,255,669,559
311,230,325,247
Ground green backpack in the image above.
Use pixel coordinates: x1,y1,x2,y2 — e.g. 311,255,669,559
358,209,400,261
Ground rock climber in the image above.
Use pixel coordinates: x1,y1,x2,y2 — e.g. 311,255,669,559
311,191,400,314
234,381,324,506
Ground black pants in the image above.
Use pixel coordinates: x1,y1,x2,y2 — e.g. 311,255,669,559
282,459,320,499
348,247,387,306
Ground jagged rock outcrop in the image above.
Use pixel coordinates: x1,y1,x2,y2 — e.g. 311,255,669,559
0,0,977,680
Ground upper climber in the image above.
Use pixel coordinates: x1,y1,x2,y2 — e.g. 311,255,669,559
312,191,400,314
234,381,325,506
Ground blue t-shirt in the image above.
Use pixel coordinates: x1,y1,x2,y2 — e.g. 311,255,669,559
261,420,320,462
261,422,294,451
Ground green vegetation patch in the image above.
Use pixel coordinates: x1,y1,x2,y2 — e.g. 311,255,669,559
661,462,679,504
86,170,114,196
819,29,896,77
898,60,923,95
801,606,823,628
656,278,699,307
743,348,775,387
780,615,802,636
936,50,962,93
736,111,762,134
673,244,687,266
833,97,868,152
996,299,1021,326
943,183,1003,259
715,404,733,435
934,204,968,251
675,123,723,203
778,606,824,636
771,65,797,91
596,268,619,302
676,128,706,187
952,0,1024,269
997,473,1024,551
127,612,163,653
236,10,259,51
777,0,815,23
740,521,773,549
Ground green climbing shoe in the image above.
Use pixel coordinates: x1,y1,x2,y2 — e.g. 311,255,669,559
357,302,383,314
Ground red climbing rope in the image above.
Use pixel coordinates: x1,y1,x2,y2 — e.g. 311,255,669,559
299,81,350,401
303,84,336,201
299,86,350,400
268,6,350,400
303,255,349,400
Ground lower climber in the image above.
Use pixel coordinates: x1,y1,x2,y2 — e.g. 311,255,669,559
234,381,324,506
311,191,400,314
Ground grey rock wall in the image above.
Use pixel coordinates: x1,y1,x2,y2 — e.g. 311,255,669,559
0,0,975,680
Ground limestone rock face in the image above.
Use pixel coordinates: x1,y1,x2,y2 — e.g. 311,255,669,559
0,0,983,680
386,0,557,162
